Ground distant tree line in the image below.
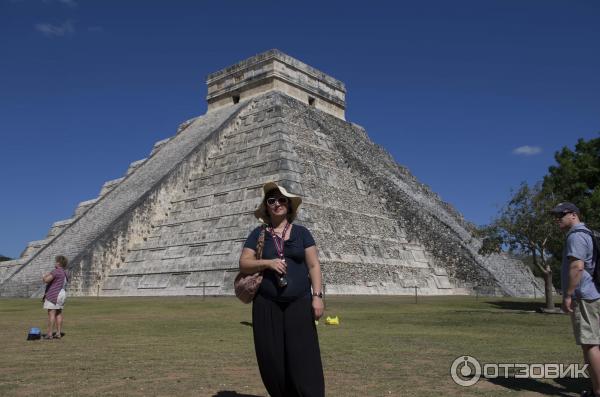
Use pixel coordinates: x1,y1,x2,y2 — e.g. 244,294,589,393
478,136,600,310
0,255,12,262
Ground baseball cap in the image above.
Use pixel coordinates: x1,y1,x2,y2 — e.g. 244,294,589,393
550,202,580,215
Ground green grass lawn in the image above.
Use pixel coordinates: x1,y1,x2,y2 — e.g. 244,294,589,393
0,296,586,396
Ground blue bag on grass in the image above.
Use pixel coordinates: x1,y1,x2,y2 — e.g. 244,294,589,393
27,327,41,340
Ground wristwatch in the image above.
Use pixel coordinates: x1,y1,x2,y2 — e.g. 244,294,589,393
312,291,323,298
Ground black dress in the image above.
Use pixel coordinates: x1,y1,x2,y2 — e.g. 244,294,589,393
244,224,325,397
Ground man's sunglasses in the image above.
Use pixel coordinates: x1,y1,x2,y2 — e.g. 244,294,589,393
266,197,289,207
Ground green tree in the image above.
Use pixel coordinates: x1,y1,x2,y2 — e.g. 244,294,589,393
479,182,560,310
543,136,600,259
0,255,11,262
479,136,600,309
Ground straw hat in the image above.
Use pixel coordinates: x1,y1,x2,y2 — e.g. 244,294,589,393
254,181,302,223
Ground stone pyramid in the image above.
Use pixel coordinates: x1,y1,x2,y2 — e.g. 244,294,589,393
0,50,544,298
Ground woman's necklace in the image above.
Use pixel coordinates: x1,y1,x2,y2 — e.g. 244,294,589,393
268,222,290,288
271,222,288,237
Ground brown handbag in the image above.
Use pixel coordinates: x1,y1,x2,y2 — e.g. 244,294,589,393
234,226,266,303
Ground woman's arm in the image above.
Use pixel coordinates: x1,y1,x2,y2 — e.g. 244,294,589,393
239,248,286,275
305,245,324,320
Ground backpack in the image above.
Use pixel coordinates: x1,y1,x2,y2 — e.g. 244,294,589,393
568,228,600,285
27,327,41,341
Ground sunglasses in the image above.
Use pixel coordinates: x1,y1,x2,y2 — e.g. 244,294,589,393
266,197,289,207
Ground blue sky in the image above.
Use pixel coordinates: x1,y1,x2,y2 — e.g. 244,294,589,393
1,1,599,258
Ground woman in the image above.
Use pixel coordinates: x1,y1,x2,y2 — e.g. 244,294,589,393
239,181,325,397
42,255,69,340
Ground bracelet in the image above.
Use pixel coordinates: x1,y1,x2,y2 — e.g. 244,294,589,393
312,291,323,298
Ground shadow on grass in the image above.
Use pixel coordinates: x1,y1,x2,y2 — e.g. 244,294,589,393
212,391,262,397
487,301,560,312
240,321,253,327
486,376,587,396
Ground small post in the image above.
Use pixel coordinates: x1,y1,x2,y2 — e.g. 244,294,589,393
97,284,100,298
533,282,536,300
475,285,479,301
202,281,206,300
414,286,418,304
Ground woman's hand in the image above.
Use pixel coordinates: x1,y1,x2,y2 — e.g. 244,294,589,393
312,297,324,320
269,258,287,275
42,273,54,284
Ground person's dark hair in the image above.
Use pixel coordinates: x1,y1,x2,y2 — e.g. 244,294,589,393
55,255,68,268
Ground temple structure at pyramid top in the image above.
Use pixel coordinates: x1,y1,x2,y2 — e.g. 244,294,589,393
206,49,346,119
0,49,544,298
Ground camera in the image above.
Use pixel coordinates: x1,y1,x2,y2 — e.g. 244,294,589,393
278,274,288,288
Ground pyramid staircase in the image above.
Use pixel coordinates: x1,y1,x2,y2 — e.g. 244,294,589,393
0,50,544,298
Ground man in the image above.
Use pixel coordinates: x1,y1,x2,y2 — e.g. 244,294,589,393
553,202,599,396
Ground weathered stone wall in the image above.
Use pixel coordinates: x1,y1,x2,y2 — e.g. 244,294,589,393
100,94,306,296
1,91,543,298
0,261,21,285
277,95,542,296
0,104,244,297
1,50,543,298
266,99,457,294
207,49,346,119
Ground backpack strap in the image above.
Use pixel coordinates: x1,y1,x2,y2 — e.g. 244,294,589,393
567,229,599,277
568,229,599,248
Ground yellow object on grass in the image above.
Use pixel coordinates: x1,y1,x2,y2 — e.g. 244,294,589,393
325,316,339,325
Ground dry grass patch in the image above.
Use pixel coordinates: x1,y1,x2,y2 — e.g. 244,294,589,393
0,296,586,396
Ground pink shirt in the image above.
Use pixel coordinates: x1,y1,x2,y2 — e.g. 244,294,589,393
45,268,68,303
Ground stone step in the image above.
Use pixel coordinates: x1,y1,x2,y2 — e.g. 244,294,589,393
125,158,147,176
73,198,99,218
0,102,246,297
99,177,124,197
149,137,172,156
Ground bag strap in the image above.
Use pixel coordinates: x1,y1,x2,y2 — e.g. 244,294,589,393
568,229,599,250
255,225,266,260
567,229,599,274
62,268,68,289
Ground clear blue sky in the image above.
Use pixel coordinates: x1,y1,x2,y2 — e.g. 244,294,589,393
1,1,599,258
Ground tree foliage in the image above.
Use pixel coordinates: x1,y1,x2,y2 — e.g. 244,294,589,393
479,183,560,309
543,136,600,259
478,183,560,309
480,183,559,256
478,136,600,309
0,255,11,262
